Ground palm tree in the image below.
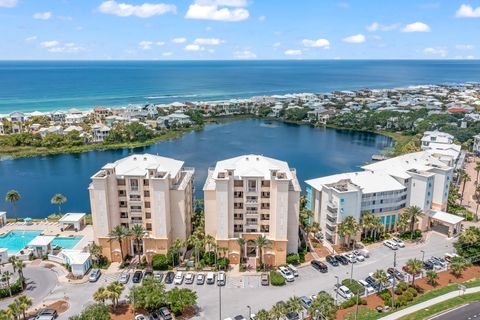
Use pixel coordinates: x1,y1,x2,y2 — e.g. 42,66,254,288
404,206,424,240
187,234,203,268
89,243,103,265
396,212,410,235
108,225,131,263
360,212,374,239
337,216,359,249
308,291,337,320
450,256,470,278
459,227,479,245
204,234,216,265
15,260,25,289
1,271,13,297
93,287,109,304
8,256,19,273
373,269,389,292
106,281,125,311
426,271,438,286
405,258,423,286
170,238,185,266
15,295,32,320
255,235,271,268
287,296,302,316
5,190,21,222
7,302,19,320
130,224,146,263
475,162,480,185
269,303,287,320
475,184,480,221
236,237,246,264
460,172,471,204
255,309,271,320
372,216,383,240
50,193,67,215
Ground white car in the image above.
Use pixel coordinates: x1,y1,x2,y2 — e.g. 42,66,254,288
358,279,375,295
358,248,370,258
344,253,356,263
118,273,130,284
184,272,194,284
353,251,365,262
336,285,354,299
391,237,405,248
383,240,398,250
174,271,184,285
278,266,295,282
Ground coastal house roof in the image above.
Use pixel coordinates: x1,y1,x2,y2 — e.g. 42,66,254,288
103,153,184,178
28,236,55,247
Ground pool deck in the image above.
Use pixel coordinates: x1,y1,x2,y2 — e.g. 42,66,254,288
0,222,94,251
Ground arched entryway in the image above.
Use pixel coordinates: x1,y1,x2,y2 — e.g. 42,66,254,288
246,240,257,257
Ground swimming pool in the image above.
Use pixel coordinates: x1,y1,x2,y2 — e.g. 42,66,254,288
0,230,83,255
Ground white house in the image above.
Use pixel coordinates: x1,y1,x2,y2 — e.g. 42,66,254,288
91,123,111,143
58,250,92,276
9,112,25,123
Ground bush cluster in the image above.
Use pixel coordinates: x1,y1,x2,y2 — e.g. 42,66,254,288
286,253,300,265
152,254,171,271
0,279,23,299
269,271,285,286
340,296,367,309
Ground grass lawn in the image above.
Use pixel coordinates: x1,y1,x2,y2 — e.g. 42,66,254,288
398,292,480,320
342,279,365,295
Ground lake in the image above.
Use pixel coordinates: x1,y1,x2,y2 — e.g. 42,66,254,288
0,120,392,218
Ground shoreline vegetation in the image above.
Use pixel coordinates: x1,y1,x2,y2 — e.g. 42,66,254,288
0,114,407,160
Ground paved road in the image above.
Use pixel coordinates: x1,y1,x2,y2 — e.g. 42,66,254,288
21,232,454,319
430,302,480,320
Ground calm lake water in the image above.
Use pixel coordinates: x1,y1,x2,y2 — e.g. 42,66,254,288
0,120,392,218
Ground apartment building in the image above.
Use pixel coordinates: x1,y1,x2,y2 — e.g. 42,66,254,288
421,130,461,162
89,153,194,262
306,151,454,245
204,155,301,266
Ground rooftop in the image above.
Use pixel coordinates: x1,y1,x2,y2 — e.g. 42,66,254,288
101,153,184,178
59,213,86,223
28,235,55,247
429,210,464,225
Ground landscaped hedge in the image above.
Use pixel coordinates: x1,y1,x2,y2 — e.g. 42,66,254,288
269,271,286,286
152,254,170,271
0,278,23,298
340,296,367,309
286,253,300,265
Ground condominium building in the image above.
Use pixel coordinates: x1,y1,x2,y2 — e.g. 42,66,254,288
306,151,454,245
204,155,301,266
421,130,461,162
89,154,194,262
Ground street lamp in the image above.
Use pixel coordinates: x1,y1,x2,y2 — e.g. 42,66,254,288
334,275,339,306
219,284,222,320
247,305,251,319
421,250,425,263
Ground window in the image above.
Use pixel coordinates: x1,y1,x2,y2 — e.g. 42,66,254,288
234,213,243,220
261,214,270,221
234,224,243,232
234,203,243,209
119,201,127,208
260,225,270,233
144,190,150,197
145,212,151,219
261,203,270,209
130,179,139,191
261,180,270,187
248,180,257,192
117,179,126,186
120,212,128,219
118,190,126,196
143,179,149,186
145,202,151,208
146,223,152,231
234,180,243,187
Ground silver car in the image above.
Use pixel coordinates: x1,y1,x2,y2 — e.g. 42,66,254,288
118,273,130,284
88,269,101,282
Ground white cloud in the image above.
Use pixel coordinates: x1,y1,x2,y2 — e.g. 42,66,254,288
25,36,37,42
98,0,177,18
284,49,302,56
193,38,224,45
33,12,52,20
366,22,399,32
273,42,281,47
456,44,474,50
41,41,85,53
233,50,256,59
162,52,173,56
401,22,431,32
456,4,480,18
156,41,165,46
0,0,17,8
302,38,330,49
337,2,350,8
58,16,73,21
185,44,205,51
139,40,153,50
185,0,249,22
172,37,187,43
258,15,266,21
342,34,366,44
423,47,447,57
466,55,475,59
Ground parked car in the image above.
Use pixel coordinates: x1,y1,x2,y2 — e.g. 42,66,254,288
444,253,459,262
336,285,354,299
153,272,163,282
233,316,247,320
286,311,300,320
164,271,175,284
387,268,404,281
335,255,349,265
431,256,448,268
344,253,356,263
326,255,339,266
185,272,195,284
143,271,153,282
353,251,365,262
358,248,370,258
35,309,58,320
88,269,101,282
391,237,405,248
287,264,299,277
300,296,312,309
261,272,269,286
148,312,160,320
365,276,380,291
206,272,216,284
197,273,206,285
134,315,146,320
311,260,328,273
118,273,130,284
358,279,375,295
383,240,398,250
174,271,184,285
158,307,173,320
132,271,143,283
217,271,226,286
423,260,434,270
278,266,295,281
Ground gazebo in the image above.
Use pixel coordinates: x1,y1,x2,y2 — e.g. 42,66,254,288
28,236,55,257
59,213,87,231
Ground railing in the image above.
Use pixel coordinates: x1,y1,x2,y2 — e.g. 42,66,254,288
246,210,258,215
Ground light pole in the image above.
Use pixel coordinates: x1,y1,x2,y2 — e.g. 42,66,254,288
350,258,354,281
219,284,222,320
247,305,251,319
391,251,397,309
421,250,425,263
334,275,339,306
354,288,360,320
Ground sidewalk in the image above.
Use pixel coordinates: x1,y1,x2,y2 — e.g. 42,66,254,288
379,286,480,320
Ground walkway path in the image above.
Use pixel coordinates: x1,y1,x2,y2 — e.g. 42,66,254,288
379,286,480,320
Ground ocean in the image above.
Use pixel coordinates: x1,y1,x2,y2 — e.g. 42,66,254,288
1,60,480,113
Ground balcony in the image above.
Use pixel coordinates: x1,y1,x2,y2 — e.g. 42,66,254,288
246,210,258,215
326,224,336,232
327,202,338,214
246,219,258,226
245,197,258,204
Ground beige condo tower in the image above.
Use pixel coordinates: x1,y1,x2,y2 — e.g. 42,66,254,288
89,153,194,262
203,154,301,267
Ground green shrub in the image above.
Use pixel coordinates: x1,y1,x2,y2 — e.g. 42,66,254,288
403,291,414,302
217,257,229,270
396,282,408,294
298,250,306,263
342,279,365,295
152,254,170,271
406,287,418,297
286,253,300,265
378,290,391,302
270,271,285,286
0,279,23,298
340,296,366,309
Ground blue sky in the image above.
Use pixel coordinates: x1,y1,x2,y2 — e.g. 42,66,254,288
0,0,480,60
